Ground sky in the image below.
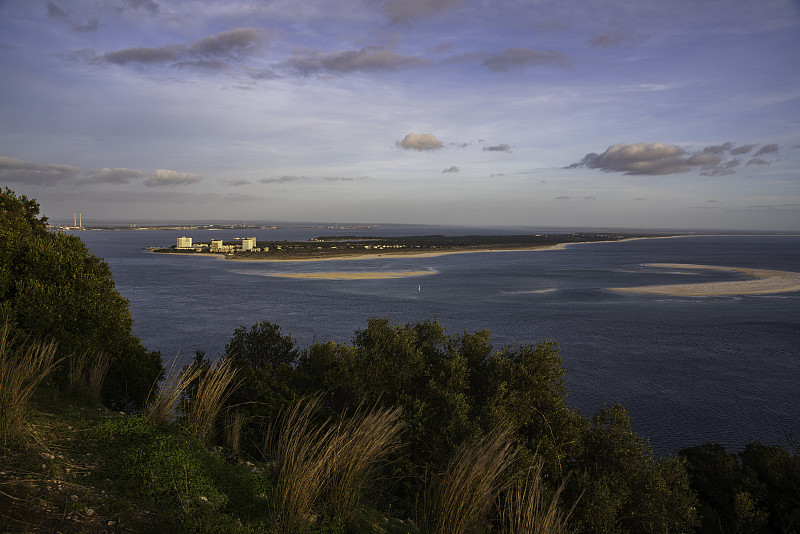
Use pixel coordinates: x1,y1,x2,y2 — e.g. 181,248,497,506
1,0,799,230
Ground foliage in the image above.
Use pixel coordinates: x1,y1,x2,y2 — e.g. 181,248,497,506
88,415,273,531
296,318,700,533
0,324,59,446
569,404,699,533
223,321,300,448
0,188,162,409
680,441,800,533
226,320,299,373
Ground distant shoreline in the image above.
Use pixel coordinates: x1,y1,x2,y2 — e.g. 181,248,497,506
607,263,800,296
227,242,574,262
150,236,800,293
151,234,679,263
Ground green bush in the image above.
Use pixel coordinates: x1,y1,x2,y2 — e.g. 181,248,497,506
89,416,273,530
0,188,162,408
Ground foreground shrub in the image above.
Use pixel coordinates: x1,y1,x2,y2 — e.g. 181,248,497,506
185,357,240,445
145,355,203,427
1,187,163,409
68,350,109,407
417,427,516,534
267,395,337,533
498,461,577,534
0,324,59,446
266,395,404,533
321,401,405,522
89,416,272,529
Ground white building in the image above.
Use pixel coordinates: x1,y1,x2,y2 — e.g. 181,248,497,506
241,237,257,251
210,239,224,252
176,236,192,249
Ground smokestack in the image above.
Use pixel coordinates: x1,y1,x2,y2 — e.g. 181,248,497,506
79,212,82,228
74,213,76,227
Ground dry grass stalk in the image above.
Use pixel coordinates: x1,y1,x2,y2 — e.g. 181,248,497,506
145,354,202,426
68,351,109,407
0,324,59,445
419,427,517,534
321,402,404,521
267,395,337,534
498,461,577,534
185,357,240,445
224,408,245,455
86,352,110,407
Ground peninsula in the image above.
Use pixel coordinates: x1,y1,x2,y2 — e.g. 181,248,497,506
151,232,654,261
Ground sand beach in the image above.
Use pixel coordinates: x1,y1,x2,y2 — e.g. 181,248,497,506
267,270,437,280
607,263,800,296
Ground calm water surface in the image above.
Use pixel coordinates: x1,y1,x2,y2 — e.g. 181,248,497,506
77,228,800,456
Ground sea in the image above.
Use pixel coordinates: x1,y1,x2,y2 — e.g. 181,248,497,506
74,225,800,457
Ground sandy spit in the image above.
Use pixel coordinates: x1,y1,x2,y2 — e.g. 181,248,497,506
267,270,436,280
225,243,571,262
607,263,800,296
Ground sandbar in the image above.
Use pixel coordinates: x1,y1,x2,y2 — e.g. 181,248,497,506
268,270,436,280
227,243,571,262
607,263,800,296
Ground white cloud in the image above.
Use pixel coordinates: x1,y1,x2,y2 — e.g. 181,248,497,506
569,142,780,177
396,133,443,151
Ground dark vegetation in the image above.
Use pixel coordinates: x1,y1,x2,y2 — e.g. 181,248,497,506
2,187,799,533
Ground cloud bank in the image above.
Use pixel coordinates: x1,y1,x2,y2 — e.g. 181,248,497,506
144,169,203,187
284,47,427,76
481,48,570,72
102,28,265,70
569,142,779,176
0,156,81,186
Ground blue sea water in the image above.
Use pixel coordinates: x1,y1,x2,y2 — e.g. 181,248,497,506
76,227,800,456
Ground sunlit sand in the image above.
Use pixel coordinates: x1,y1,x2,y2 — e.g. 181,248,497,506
268,270,436,280
608,263,800,296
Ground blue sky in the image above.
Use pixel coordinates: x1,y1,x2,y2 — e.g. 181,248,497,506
1,0,798,230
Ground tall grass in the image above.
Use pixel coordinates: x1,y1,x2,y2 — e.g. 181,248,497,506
321,402,404,521
498,461,578,534
68,350,110,407
145,354,202,426
268,395,337,533
224,408,245,455
185,357,240,445
266,396,404,533
0,324,60,445
417,427,517,534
